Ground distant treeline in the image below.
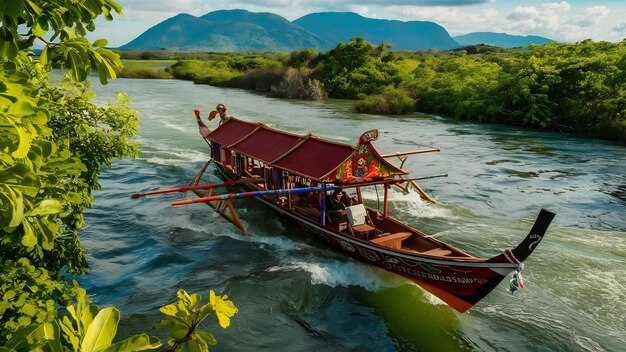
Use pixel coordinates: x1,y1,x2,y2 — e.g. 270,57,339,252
116,38,626,143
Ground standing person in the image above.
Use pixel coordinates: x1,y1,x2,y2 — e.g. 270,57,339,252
209,103,228,125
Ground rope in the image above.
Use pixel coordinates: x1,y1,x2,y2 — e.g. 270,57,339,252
503,248,521,265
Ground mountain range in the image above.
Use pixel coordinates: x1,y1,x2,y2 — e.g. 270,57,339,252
454,32,554,47
120,9,554,52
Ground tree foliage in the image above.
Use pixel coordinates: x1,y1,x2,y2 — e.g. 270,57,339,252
311,37,394,98
2,3,238,350
1,289,237,352
0,0,134,340
159,38,625,141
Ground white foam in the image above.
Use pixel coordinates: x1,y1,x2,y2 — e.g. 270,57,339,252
161,121,192,133
360,186,455,219
270,260,399,291
142,147,210,165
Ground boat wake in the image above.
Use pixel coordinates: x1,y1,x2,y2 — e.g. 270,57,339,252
268,260,401,292
360,187,456,219
140,146,210,166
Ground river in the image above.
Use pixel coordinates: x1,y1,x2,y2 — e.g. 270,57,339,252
81,78,625,351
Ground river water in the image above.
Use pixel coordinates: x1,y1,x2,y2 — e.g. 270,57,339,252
81,78,625,351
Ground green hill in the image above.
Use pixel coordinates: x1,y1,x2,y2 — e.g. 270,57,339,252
454,32,555,48
293,12,460,50
120,9,329,51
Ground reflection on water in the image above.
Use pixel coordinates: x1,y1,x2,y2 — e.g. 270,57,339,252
83,79,626,351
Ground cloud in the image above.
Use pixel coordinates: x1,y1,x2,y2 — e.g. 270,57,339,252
613,23,626,33
506,6,560,31
343,0,489,5
346,5,373,18
238,0,490,6
566,6,609,28
386,6,502,35
542,1,570,13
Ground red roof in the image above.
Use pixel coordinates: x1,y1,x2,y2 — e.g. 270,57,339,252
274,137,355,179
206,117,406,181
230,126,303,164
205,118,258,146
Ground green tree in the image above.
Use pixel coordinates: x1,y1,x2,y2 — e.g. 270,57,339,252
1,0,136,340
312,37,393,98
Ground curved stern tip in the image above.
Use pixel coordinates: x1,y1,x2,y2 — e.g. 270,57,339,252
512,209,556,262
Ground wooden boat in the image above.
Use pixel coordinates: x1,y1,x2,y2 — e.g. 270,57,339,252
154,114,555,313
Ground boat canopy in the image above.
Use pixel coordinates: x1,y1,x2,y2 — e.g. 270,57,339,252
205,117,407,182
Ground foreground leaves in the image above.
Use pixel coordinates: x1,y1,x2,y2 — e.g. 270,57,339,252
158,290,237,352
1,0,138,340
1,292,161,351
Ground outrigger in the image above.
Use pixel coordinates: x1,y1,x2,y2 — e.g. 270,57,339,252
133,112,555,313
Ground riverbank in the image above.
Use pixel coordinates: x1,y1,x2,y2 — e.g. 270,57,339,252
115,39,626,144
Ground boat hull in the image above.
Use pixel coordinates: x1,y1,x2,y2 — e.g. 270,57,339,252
211,163,552,312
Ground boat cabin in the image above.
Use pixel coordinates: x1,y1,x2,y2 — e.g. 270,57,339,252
198,117,468,257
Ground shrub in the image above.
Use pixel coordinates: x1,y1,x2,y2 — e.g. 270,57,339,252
354,86,415,115
270,68,326,100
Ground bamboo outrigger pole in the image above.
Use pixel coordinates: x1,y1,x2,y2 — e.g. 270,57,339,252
172,186,338,206
381,148,440,158
130,180,256,199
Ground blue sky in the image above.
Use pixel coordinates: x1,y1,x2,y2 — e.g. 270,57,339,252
91,0,626,47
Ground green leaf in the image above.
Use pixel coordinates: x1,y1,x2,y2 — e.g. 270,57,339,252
2,185,24,228
183,338,207,352
3,113,35,159
40,46,48,66
195,331,217,346
21,221,37,247
159,304,179,318
93,39,108,48
38,322,63,352
81,307,120,352
22,302,37,316
209,290,237,329
0,320,59,351
170,327,188,340
101,334,161,352
26,199,61,217
58,317,80,351
5,323,42,350
0,0,25,17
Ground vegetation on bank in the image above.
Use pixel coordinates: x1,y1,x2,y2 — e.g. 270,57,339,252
1,1,236,350
117,39,626,143
118,60,175,79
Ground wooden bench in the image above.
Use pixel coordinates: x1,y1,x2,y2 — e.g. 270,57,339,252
419,248,453,256
370,232,412,250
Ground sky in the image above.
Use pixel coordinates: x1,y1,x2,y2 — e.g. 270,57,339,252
90,0,626,47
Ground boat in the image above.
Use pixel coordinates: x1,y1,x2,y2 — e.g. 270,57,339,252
135,111,555,313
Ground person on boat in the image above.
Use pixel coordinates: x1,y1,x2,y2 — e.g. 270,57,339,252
326,188,352,223
194,109,211,138
208,103,228,125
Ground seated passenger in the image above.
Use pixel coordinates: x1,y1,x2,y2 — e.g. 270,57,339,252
327,188,348,223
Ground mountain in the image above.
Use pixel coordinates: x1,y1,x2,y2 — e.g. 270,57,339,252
120,9,329,51
453,32,555,48
293,12,460,51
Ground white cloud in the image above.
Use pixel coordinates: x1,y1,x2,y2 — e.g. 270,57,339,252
542,1,570,13
386,6,503,35
566,6,609,28
346,5,372,18
613,23,626,33
506,6,560,31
